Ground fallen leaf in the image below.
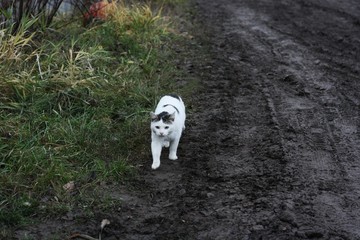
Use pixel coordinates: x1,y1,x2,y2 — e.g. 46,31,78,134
100,219,110,230
63,181,75,192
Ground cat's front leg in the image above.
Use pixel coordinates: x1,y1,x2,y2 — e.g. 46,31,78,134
151,140,162,169
169,137,180,160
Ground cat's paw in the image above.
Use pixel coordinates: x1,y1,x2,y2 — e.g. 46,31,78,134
169,155,178,160
152,162,160,170
163,141,170,148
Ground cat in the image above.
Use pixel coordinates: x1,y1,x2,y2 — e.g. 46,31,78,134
150,94,186,170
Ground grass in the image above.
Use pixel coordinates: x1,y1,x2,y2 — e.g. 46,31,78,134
0,0,191,233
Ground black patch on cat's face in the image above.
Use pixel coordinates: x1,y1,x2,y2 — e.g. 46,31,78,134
151,111,174,124
158,111,169,121
166,94,180,100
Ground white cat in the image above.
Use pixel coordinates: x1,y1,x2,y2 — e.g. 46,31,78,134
150,94,186,170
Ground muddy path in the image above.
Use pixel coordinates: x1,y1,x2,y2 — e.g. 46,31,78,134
108,0,360,239
17,0,360,239
104,0,360,239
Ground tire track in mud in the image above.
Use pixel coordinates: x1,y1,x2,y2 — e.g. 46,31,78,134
199,0,360,238
111,0,360,239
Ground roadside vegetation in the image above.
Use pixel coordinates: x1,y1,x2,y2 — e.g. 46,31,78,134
0,0,191,236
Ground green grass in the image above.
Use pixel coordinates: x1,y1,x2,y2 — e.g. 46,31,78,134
0,1,190,232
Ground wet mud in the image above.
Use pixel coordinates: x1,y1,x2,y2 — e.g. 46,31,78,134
107,0,360,239
17,0,360,239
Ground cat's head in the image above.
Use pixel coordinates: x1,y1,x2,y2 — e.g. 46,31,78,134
150,111,175,137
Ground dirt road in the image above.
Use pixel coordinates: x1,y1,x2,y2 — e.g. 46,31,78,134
112,0,360,239
109,0,360,239
20,0,360,239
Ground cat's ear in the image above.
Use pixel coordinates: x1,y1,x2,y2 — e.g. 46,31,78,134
168,112,175,122
150,112,158,121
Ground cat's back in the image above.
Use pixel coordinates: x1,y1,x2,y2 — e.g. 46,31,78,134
155,94,185,114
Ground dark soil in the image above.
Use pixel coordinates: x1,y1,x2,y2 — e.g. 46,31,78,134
15,0,360,239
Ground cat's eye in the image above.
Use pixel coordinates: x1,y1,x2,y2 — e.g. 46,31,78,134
165,126,169,129
155,126,160,129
